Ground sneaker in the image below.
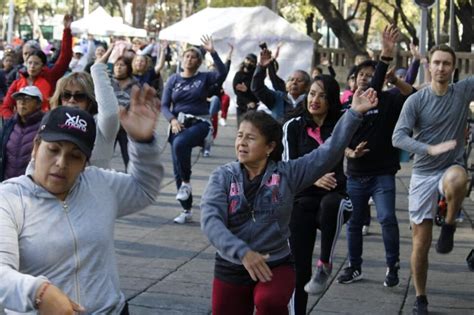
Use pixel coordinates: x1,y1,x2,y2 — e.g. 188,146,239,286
384,262,400,287
436,223,456,254
362,225,370,236
412,295,428,315
337,266,363,284
203,150,211,157
176,183,192,201
368,197,375,205
455,210,464,223
173,210,193,224
219,117,226,126
304,260,332,294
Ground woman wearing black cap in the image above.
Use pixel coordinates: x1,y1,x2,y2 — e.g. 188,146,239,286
0,85,164,314
232,53,259,126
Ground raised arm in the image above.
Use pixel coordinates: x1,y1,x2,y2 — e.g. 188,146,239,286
154,42,167,74
371,25,399,93
201,35,226,85
47,14,73,83
251,49,277,107
106,85,164,216
90,44,119,143
386,67,415,96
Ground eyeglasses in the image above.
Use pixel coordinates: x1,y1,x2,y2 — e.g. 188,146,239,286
15,95,38,103
61,92,88,102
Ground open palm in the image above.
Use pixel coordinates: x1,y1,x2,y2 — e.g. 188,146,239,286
120,85,159,142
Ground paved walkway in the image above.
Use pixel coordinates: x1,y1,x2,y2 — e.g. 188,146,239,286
1,115,473,314
116,116,473,314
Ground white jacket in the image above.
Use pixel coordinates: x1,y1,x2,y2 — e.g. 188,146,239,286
0,139,164,314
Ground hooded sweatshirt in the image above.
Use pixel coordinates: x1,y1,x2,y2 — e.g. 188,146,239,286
201,109,362,266
0,139,164,314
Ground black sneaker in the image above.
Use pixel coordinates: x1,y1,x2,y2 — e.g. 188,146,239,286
384,262,400,287
412,295,428,315
337,266,363,284
436,223,456,254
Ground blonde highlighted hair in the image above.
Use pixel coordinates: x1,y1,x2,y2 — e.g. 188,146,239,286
50,72,98,115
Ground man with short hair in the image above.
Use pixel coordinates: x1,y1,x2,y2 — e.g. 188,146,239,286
393,44,474,315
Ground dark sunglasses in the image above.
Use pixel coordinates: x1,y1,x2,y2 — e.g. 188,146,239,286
61,92,88,102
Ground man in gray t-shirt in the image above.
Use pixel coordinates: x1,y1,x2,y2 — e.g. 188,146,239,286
393,44,474,315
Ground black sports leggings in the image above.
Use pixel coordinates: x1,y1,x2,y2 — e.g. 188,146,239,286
289,192,352,315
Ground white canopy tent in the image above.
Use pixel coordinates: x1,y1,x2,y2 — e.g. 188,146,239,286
159,6,314,111
71,6,147,37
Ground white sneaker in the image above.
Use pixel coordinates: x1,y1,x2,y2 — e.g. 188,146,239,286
176,183,192,201
174,211,193,224
362,225,370,236
203,150,210,157
219,118,226,126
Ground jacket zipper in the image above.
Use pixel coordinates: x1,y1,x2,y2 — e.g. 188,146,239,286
62,201,82,306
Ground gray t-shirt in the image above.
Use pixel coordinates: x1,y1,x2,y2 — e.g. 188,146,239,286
392,76,474,175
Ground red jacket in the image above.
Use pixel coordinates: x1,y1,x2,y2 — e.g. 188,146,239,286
0,28,72,119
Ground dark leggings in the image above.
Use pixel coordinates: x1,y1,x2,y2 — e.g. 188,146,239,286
115,126,129,171
289,192,352,315
212,265,295,315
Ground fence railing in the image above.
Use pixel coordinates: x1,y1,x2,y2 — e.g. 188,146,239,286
316,47,473,83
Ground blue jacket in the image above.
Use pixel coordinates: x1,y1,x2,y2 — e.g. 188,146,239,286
201,109,362,265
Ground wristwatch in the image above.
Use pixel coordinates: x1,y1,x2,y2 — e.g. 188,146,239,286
380,55,394,62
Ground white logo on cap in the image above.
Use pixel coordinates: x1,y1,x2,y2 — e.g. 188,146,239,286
62,113,88,132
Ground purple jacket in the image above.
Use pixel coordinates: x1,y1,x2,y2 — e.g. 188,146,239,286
0,111,43,181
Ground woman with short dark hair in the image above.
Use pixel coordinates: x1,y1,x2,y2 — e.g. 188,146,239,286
201,87,378,315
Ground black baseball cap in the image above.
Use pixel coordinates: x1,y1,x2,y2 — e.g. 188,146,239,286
38,107,96,158
245,53,257,64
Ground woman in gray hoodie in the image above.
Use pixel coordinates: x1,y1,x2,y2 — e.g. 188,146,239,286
201,87,378,315
0,85,163,314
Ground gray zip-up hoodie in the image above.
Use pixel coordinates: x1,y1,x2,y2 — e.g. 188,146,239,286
201,109,362,265
0,140,164,314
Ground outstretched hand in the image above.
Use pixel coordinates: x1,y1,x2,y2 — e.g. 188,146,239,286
410,43,421,60
95,43,114,64
345,141,370,159
120,84,159,142
350,87,378,114
63,14,73,29
259,49,273,67
381,24,399,57
201,35,215,53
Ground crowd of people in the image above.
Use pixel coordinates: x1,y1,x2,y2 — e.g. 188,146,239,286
0,15,472,315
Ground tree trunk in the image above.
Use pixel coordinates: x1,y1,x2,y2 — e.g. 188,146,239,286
26,8,43,41
455,0,472,51
112,0,126,20
305,13,314,36
427,8,435,49
393,0,418,44
310,0,365,59
442,0,450,34
362,3,372,47
132,0,147,28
